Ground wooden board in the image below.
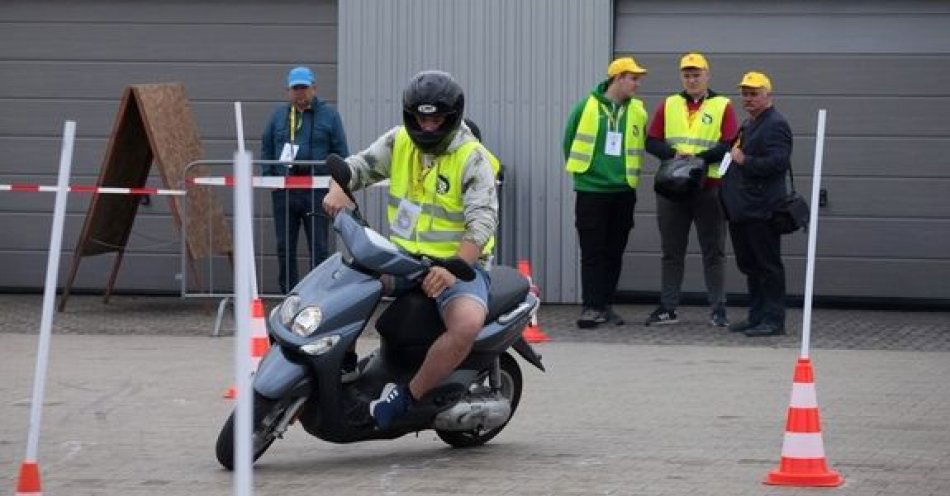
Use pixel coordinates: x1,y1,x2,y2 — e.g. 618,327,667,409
59,83,231,309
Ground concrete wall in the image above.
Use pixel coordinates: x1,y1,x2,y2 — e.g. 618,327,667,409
614,0,950,301
2,0,946,303
0,0,340,294
338,0,613,303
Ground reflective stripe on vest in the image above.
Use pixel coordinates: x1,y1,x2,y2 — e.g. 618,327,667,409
664,95,729,179
388,128,496,258
565,95,647,188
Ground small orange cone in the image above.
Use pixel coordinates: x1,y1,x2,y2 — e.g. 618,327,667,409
517,260,549,343
16,459,42,495
764,357,843,487
222,386,237,399
223,297,270,399
249,298,270,368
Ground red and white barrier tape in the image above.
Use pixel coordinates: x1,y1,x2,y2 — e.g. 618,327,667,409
0,184,185,196
188,176,329,189
0,176,330,195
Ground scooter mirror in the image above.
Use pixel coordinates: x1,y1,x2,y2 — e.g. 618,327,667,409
435,257,476,282
327,153,357,205
326,154,367,226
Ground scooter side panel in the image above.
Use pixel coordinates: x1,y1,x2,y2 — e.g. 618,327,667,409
253,346,312,399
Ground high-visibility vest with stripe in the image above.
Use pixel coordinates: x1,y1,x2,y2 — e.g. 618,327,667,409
388,128,498,258
664,94,729,178
565,95,646,188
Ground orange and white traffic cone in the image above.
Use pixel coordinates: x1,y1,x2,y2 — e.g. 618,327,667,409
764,357,843,486
517,260,549,344
224,297,270,399
15,459,42,496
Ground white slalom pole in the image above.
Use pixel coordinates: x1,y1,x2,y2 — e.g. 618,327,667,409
800,109,827,359
24,121,75,463
233,150,254,496
234,101,260,299
234,101,246,153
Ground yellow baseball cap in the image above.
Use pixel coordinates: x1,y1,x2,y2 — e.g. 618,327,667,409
738,71,772,91
607,57,648,77
679,52,709,70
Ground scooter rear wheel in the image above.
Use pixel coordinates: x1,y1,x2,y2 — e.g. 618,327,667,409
215,392,290,470
436,352,523,448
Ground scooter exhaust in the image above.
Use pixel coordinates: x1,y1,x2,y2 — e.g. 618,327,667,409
432,396,512,432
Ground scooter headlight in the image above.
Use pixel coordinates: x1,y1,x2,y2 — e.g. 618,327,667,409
291,305,323,337
279,295,301,326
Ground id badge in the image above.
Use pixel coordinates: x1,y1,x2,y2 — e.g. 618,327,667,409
604,131,622,156
279,142,299,163
391,199,422,238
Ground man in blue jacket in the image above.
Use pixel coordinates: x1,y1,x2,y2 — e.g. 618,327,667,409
720,72,792,337
262,66,349,293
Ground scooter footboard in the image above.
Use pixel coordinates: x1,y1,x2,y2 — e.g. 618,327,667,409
253,346,314,399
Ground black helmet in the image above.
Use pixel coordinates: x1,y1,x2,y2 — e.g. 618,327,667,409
402,70,464,154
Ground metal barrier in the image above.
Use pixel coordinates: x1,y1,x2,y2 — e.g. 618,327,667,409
180,159,332,335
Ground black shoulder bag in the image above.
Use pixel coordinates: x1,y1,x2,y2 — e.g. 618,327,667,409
770,166,810,235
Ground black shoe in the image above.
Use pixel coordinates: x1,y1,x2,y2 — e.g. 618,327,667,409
645,307,678,326
577,307,606,329
606,307,626,326
743,322,786,337
709,306,729,328
729,319,759,333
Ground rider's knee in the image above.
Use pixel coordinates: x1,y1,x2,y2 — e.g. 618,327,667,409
444,299,486,338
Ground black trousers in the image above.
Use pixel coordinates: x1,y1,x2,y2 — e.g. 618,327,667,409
575,190,637,310
728,220,786,327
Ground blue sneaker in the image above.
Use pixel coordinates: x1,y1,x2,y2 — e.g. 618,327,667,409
370,383,412,430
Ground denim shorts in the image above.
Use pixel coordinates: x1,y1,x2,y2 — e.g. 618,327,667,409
388,265,491,316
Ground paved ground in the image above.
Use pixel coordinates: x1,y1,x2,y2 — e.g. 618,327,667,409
3,295,949,351
1,294,949,495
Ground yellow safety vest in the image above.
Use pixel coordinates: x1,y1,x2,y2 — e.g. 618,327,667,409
664,94,729,178
388,128,498,258
565,95,646,188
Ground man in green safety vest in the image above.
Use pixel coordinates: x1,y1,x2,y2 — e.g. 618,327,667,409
563,57,649,329
323,71,498,430
644,52,738,328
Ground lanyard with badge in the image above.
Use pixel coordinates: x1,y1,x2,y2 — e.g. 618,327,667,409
279,107,303,163
601,102,624,156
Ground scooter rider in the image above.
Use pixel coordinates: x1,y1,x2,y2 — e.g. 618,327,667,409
323,70,499,430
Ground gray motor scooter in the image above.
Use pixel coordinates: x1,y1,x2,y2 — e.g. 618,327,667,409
215,160,544,470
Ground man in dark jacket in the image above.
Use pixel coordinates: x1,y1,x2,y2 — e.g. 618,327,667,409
262,66,349,293
719,71,792,337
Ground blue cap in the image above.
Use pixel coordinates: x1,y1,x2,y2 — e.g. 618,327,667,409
287,66,315,87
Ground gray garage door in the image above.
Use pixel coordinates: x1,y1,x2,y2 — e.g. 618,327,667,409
614,0,950,301
0,0,340,294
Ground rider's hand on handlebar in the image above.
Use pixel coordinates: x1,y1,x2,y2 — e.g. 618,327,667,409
422,266,457,298
323,180,354,218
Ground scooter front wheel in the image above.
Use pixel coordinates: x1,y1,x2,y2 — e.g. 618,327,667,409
215,392,293,470
436,352,523,448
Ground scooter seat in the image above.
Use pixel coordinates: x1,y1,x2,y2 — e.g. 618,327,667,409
485,266,530,323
